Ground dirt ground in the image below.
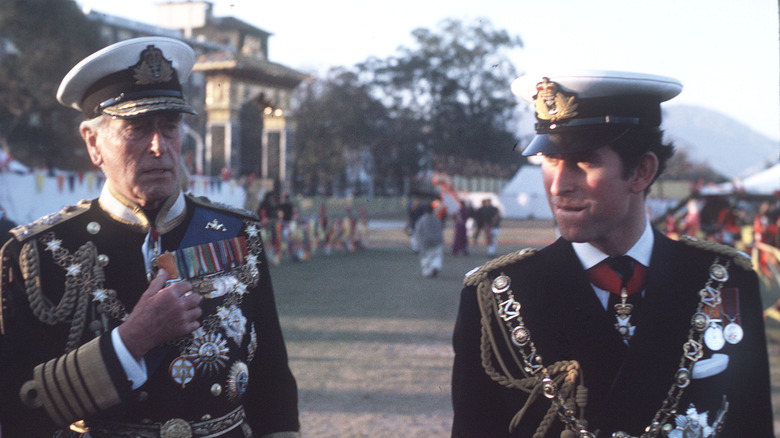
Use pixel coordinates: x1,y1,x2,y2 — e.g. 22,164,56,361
269,219,780,437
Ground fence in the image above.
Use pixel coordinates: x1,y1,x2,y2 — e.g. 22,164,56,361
0,170,373,266
0,170,245,224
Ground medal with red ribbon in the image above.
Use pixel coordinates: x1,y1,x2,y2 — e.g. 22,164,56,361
721,287,743,344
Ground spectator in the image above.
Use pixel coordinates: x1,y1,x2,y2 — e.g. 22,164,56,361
414,203,444,277
452,200,470,256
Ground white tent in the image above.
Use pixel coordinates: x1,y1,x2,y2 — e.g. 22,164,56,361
698,163,780,198
498,164,553,220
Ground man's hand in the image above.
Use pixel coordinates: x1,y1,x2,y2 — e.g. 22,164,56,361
117,269,202,360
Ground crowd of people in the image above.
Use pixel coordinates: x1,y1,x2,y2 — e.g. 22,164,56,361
674,198,780,324
664,198,780,250
256,191,369,264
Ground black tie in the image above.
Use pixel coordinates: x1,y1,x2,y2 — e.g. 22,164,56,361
605,256,636,288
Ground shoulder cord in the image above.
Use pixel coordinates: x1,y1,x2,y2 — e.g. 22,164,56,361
21,232,98,352
680,235,752,271
469,249,588,437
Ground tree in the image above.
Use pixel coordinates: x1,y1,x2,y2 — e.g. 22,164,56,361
291,67,419,196
289,18,526,196
0,0,102,170
357,18,524,169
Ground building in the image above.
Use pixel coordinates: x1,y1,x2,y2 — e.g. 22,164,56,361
84,1,307,193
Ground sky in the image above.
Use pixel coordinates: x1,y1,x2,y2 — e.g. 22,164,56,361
76,0,780,143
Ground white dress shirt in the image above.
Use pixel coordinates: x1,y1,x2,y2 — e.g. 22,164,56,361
572,220,654,309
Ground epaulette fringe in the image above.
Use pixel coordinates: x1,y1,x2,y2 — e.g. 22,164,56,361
10,200,91,241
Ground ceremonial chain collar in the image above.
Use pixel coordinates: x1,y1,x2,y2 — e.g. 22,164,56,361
486,257,731,438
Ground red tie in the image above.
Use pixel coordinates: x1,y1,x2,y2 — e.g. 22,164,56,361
587,256,647,296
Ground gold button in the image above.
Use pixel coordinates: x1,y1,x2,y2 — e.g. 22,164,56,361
69,420,88,433
210,383,222,396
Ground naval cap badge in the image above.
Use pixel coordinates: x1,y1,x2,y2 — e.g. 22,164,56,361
533,77,579,123
133,45,174,85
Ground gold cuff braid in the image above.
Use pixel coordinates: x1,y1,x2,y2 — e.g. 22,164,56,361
21,337,121,426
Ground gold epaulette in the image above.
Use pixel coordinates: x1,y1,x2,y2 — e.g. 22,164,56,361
185,193,258,221
10,200,92,241
679,235,753,271
463,248,537,287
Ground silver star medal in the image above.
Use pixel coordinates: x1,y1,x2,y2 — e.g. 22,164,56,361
668,399,728,438
219,305,247,346
227,361,250,402
245,224,260,238
209,275,239,299
186,332,229,376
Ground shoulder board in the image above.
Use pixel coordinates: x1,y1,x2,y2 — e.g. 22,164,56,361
679,235,753,271
10,200,92,241
463,248,537,287
186,193,258,221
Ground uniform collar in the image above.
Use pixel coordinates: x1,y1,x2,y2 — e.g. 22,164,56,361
572,219,654,270
98,183,187,233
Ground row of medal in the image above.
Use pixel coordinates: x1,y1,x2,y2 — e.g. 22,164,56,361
696,286,743,351
161,223,263,402
702,317,743,351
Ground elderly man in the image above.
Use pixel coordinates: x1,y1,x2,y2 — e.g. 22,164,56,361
0,37,299,437
451,71,773,437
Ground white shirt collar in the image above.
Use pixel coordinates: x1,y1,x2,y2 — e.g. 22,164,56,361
98,183,186,233
572,220,654,270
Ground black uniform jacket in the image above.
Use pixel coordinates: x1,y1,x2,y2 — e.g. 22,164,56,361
452,231,773,437
0,190,299,437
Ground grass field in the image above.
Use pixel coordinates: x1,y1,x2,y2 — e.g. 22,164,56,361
269,219,780,437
